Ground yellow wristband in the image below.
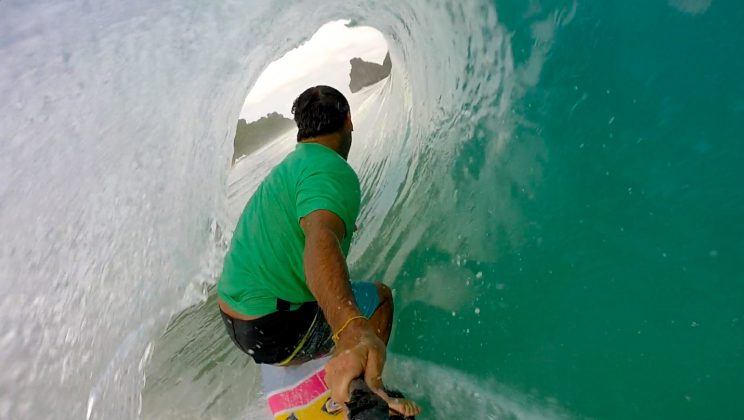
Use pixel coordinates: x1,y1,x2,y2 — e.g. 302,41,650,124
332,315,367,343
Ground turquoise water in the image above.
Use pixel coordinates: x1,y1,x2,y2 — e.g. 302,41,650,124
2,0,743,419
410,1,742,418
355,2,744,418
467,2,744,418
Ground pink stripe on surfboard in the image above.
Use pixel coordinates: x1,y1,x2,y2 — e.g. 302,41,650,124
267,370,329,414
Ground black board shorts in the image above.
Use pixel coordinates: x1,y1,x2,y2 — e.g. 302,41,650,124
220,301,333,365
219,281,381,365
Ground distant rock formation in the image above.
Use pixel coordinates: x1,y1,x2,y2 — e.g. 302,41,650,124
349,52,392,93
232,112,295,164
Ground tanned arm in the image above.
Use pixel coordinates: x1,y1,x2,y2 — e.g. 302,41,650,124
301,209,361,329
300,209,387,403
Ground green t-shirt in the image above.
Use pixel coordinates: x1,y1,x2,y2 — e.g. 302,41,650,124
218,143,361,316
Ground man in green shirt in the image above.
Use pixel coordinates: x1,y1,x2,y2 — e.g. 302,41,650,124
217,85,419,417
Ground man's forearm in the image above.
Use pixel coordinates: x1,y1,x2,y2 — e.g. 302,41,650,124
304,227,361,331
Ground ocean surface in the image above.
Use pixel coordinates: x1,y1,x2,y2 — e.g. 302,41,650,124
1,1,743,419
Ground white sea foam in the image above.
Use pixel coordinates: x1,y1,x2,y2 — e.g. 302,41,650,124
667,0,713,15
385,355,571,420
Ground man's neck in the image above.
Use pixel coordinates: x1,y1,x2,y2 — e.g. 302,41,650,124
299,133,341,152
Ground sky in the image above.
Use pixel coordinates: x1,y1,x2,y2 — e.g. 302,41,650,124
239,20,388,122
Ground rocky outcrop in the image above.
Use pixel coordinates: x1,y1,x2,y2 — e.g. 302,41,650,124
232,112,295,164
349,52,392,93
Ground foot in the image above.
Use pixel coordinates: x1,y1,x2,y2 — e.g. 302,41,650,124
342,379,421,419
378,391,421,418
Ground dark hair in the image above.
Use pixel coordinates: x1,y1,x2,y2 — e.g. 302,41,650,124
291,85,350,141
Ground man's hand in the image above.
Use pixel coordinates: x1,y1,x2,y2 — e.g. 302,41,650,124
324,319,387,404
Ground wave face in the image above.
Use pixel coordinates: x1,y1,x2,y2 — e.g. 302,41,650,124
2,0,743,419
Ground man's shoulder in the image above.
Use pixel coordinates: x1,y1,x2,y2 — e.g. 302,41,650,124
289,144,358,179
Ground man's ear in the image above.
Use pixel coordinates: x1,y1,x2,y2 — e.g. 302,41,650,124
345,112,353,132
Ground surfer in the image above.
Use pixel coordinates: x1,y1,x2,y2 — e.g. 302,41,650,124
217,85,420,418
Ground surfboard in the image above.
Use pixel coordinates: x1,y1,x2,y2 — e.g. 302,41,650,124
262,356,415,420
261,356,343,419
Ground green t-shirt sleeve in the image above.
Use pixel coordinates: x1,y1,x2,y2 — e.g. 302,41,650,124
296,162,360,238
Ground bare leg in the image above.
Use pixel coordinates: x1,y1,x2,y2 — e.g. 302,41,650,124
364,282,421,417
368,282,394,344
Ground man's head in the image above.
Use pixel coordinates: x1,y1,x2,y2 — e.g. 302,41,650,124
292,85,353,159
